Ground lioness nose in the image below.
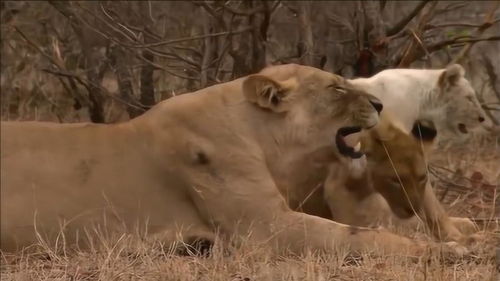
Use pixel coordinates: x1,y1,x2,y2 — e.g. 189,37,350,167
369,100,383,114
478,116,485,122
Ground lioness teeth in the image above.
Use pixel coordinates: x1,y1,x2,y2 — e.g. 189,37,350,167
354,142,361,152
335,127,364,159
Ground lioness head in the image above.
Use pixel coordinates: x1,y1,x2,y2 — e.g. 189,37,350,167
435,64,488,135
361,119,437,218
242,64,383,158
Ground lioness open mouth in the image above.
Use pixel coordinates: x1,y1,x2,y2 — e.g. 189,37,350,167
335,126,363,159
458,123,468,134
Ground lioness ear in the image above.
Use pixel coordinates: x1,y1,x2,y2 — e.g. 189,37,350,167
411,120,437,143
371,120,398,142
359,121,396,155
439,64,465,89
242,75,295,112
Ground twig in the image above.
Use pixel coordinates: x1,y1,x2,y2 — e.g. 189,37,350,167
14,26,89,108
13,26,60,68
41,68,147,110
397,1,438,67
192,1,227,30
478,70,500,125
111,27,255,49
483,53,500,103
386,0,432,36
146,48,200,68
434,1,469,15
425,18,500,30
200,13,213,88
429,35,500,52
451,1,500,64
135,53,199,81
221,3,267,16
409,29,430,60
98,3,139,42
68,3,255,50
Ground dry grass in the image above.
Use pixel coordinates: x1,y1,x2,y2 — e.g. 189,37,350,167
1,131,499,281
1,195,498,281
0,228,498,281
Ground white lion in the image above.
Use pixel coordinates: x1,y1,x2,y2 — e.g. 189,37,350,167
350,64,489,137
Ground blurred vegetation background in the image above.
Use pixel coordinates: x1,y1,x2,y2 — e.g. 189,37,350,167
0,0,498,257
1,1,499,125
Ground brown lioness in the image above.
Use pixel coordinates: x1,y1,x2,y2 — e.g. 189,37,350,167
324,118,477,242
1,64,455,257
335,64,489,241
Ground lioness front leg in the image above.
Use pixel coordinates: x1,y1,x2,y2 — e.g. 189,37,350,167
419,181,474,242
271,211,427,256
187,167,426,257
449,217,478,235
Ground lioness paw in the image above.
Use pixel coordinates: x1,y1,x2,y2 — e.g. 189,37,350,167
428,241,470,259
450,217,479,235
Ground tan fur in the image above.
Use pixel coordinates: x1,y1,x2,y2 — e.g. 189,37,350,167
323,117,477,243
2,64,446,256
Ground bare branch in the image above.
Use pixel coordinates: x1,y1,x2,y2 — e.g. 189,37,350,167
99,3,139,41
119,27,255,49
41,68,147,111
434,1,469,16
429,35,500,52
221,3,267,16
451,1,500,64
296,1,314,65
171,46,203,57
476,78,499,126
146,48,200,68
62,2,255,51
200,12,213,88
425,18,500,30
192,1,227,29
409,29,430,59
135,52,199,81
13,26,61,69
482,54,500,126
397,1,438,67
14,26,89,108
386,0,432,36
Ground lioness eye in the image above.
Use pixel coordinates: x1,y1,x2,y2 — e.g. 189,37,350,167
329,85,346,94
390,177,401,187
418,175,428,184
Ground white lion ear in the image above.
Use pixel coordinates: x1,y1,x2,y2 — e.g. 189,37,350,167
242,75,296,112
439,64,465,89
